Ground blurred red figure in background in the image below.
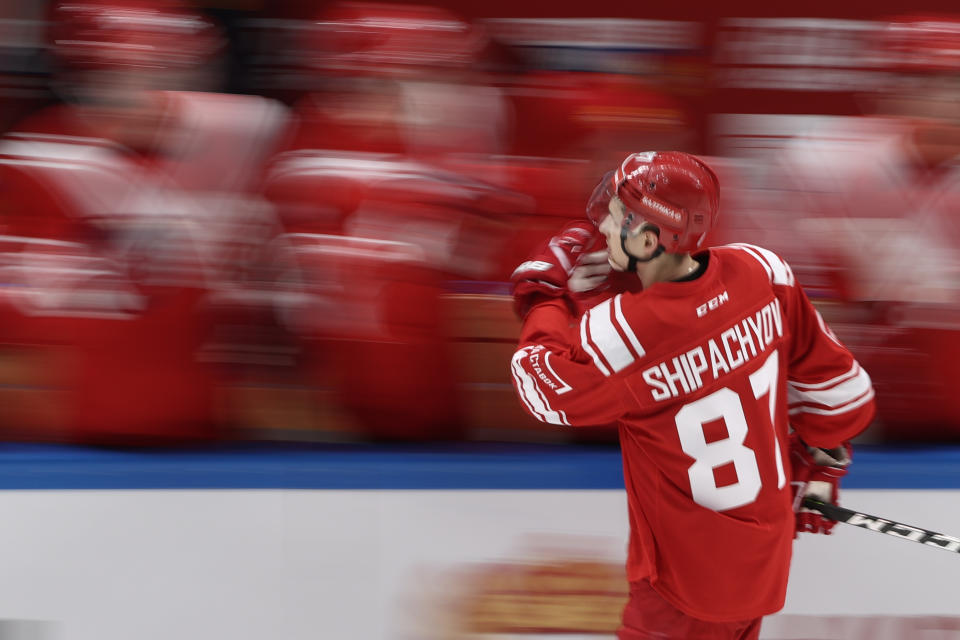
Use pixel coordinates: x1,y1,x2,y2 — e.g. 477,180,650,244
270,1,527,275
289,1,508,162
262,2,540,440
779,15,960,439
0,0,289,444
267,2,702,441
264,153,540,440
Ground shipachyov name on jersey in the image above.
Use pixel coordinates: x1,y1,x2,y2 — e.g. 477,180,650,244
642,298,783,402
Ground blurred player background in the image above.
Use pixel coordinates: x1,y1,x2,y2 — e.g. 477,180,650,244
0,0,958,445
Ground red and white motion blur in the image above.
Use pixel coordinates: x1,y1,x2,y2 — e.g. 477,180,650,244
777,15,960,438
0,0,288,443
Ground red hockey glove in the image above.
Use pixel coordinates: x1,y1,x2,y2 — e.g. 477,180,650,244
789,433,852,535
510,221,608,318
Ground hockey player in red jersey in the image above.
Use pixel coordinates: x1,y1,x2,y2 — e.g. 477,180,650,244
0,0,289,443
510,152,876,639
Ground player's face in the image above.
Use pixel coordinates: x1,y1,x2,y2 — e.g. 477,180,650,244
598,196,629,271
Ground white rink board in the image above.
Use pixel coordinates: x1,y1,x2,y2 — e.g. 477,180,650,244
0,489,956,639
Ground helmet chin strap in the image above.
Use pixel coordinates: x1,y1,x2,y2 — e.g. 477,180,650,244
620,215,664,271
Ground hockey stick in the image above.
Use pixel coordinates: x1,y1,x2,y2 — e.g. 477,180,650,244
803,497,960,554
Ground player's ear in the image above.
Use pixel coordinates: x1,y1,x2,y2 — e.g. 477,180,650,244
630,226,660,259
643,229,660,251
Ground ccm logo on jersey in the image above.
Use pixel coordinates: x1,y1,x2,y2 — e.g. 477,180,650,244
696,291,729,317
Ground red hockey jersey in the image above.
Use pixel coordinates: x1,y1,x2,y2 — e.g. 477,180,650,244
511,244,876,622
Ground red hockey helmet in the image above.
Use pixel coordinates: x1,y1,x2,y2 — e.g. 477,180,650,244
49,0,222,71
587,151,719,253
877,15,960,73
304,2,487,76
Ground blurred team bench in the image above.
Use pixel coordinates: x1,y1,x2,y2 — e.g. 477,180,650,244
219,282,619,445
0,277,615,446
0,232,952,447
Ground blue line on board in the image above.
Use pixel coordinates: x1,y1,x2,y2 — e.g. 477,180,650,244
0,443,955,490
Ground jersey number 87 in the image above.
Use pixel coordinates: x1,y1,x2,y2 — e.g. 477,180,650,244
675,350,787,511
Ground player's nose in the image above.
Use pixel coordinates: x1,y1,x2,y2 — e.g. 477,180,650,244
598,213,614,236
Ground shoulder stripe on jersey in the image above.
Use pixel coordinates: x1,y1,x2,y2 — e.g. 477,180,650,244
511,348,570,426
788,364,872,408
728,243,795,286
582,298,638,375
614,295,646,358
733,244,772,280
580,311,612,376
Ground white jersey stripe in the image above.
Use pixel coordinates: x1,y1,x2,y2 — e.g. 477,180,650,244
614,294,645,358
734,244,773,280
0,140,122,165
510,348,540,417
788,366,872,408
510,348,569,425
586,298,635,373
510,358,540,418
788,361,861,391
788,388,875,416
544,352,572,395
529,382,570,425
745,244,794,286
524,359,571,426
580,310,612,376
549,242,573,273
728,243,795,286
